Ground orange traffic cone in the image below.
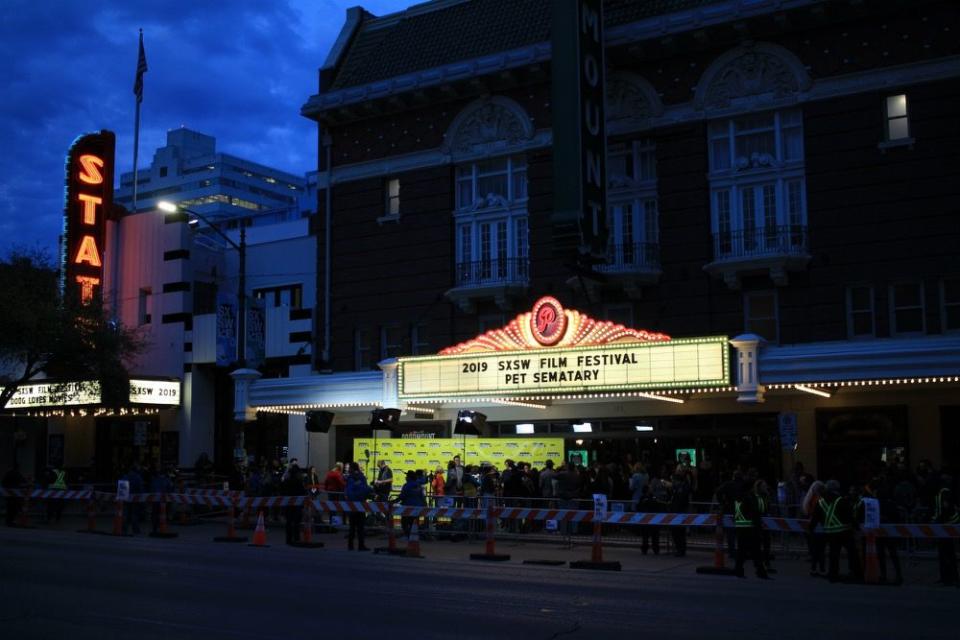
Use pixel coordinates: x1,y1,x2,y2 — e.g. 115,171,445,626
248,510,269,547
406,520,424,558
149,500,179,539
471,502,510,561
16,494,33,528
570,520,621,571
291,500,324,548
696,514,737,576
863,531,880,584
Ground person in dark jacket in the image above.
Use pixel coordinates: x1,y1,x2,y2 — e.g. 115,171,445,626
397,470,427,537
733,485,770,579
932,486,959,586
861,477,903,584
670,472,691,557
149,467,174,534
808,479,861,583
637,485,663,555
281,465,307,545
345,462,372,551
754,479,775,573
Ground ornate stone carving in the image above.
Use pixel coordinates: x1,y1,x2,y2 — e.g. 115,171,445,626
445,98,534,155
607,75,653,122
605,73,664,126
696,43,811,110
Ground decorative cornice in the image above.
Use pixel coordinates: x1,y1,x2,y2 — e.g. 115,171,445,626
441,96,535,160
693,42,812,110
313,56,960,187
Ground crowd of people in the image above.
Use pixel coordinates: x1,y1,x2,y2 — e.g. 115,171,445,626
2,451,956,585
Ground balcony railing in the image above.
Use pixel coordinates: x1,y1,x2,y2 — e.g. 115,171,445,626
455,258,529,287
597,242,660,273
713,224,808,260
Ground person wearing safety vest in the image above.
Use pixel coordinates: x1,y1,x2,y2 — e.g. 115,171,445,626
733,485,770,579
807,479,862,583
45,466,68,524
932,487,959,586
753,479,776,574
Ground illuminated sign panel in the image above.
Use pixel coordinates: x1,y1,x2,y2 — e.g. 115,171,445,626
4,378,180,409
398,336,729,400
63,131,115,303
353,437,565,475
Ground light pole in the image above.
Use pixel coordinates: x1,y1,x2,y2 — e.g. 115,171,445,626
158,201,247,367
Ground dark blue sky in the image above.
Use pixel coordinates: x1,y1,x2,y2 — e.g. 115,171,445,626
0,0,410,256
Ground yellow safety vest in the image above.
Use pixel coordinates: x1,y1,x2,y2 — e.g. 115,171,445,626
51,470,67,490
734,500,752,528
819,497,848,533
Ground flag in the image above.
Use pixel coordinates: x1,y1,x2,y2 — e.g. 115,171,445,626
133,30,148,103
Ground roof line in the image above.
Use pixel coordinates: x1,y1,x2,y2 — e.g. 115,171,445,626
303,0,825,117
361,0,472,32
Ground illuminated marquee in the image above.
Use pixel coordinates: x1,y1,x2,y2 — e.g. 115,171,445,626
4,378,181,409
399,297,729,400
63,131,115,303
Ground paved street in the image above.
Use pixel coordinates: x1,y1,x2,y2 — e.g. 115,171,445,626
0,519,956,639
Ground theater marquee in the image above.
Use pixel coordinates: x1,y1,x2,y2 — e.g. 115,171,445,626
4,379,181,409
398,297,729,400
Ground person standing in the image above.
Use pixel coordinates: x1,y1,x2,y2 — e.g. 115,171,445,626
446,456,465,504
149,467,173,534
47,466,68,524
733,485,770,579
345,462,372,551
803,480,827,576
397,470,427,537
932,486,959,586
754,479,774,573
809,479,861,583
670,472,691,557
431,466,445,502
863,477,903,584
281,465,307,545
539,460,556,508
374,460,394,502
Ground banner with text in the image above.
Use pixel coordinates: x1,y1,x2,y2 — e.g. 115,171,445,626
398,336,728,400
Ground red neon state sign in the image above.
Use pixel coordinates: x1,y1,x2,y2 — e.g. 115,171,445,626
63,131,115,303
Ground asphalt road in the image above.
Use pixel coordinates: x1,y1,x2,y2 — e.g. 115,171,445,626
0,525,956,640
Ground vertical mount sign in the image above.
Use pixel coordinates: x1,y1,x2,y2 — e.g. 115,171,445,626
63,131,115,304
551,0,608,261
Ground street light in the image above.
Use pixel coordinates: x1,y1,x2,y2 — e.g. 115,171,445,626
157,201,247,368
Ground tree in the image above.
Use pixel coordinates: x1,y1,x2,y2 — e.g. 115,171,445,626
0,248,145,411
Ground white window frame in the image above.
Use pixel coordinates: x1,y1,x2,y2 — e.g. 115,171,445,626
380,324,403,360
883,94,910,142
384,178,400,218
708,109,807,258
845,285,875,339
606,141,658,268
941,277,960,334
354,328,372,370
454,155,529,286
889,281,926,336
743,290,779,343
411,323,430,355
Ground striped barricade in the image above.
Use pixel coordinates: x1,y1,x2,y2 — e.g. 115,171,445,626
0,488,93,500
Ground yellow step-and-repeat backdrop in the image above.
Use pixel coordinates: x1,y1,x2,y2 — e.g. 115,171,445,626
352,437,565,476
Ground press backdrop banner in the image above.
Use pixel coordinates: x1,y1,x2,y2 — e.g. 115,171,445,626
353,437,565,478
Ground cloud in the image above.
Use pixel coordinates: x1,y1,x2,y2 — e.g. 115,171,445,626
0,0,412,255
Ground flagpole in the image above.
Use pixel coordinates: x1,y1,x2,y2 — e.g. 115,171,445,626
132,28,144,213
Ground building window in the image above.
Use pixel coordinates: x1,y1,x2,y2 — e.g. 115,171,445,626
455,155,529,287
889,281,925,335
385,178,400,217
354,328,372,370
253,284,302,309
744,290,778,342
138,288,152,325
708,109,807,258
411,324,430,355
159,167,168,178
605,141,658,270
846,285,874,338
942,278,960,332
380,324,403,359
884,94,910,142
603,304,633,327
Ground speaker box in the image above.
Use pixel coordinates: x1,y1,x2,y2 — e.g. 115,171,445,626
370,408,402,428
305,410,335,433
